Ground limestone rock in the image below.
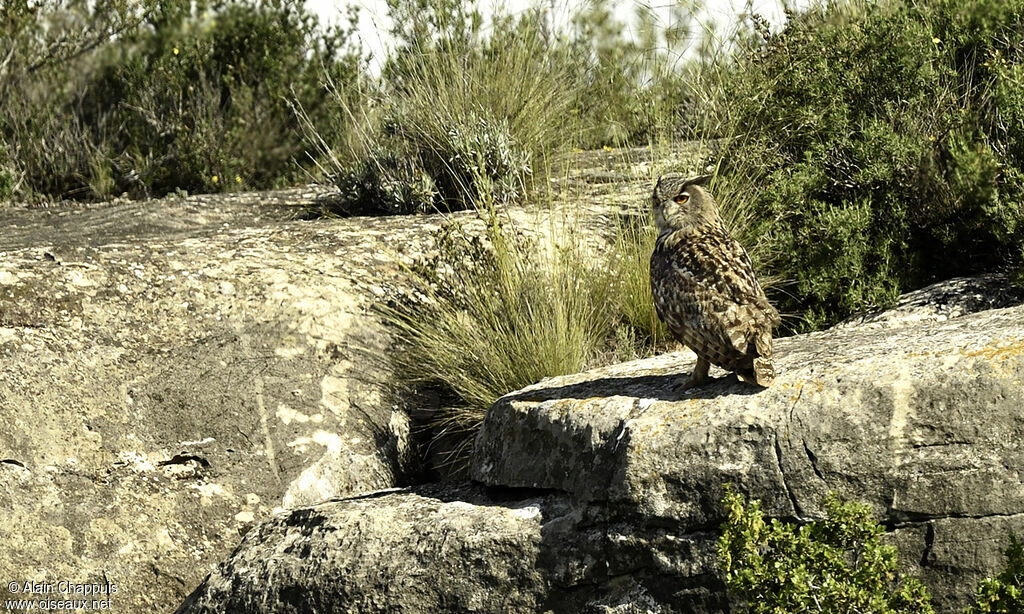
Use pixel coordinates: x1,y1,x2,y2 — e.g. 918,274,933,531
175,484,711,614
0,188,427,612
836,273,1024,330
472,282,1024,612
176,276,1024,613
0,185,631,612
175,484,556,614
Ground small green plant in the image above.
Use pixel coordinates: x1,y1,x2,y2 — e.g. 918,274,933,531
718,488,934,614
329,151,436,216
965,535,1024,614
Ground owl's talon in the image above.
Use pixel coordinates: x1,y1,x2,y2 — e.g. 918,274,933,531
675,356,710,391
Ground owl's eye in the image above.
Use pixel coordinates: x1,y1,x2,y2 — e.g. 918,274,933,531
673,193,689,204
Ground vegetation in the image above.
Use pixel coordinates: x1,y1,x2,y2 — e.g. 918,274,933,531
1,0,364,201
966,535,1024,613
316,3,575,214
711,0,1024,330
381,200,670,466
718,489,935,613
313,0,700,215
720,490,1024,614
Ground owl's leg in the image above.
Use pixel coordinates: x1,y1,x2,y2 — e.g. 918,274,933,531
681,356,711,390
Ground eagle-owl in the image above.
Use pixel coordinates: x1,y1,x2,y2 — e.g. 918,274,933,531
649,173,780,389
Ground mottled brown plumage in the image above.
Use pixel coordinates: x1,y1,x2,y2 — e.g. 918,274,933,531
649,174,780,388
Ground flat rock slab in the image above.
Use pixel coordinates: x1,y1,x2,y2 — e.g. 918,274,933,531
0,189,442,611
472,299,1024,611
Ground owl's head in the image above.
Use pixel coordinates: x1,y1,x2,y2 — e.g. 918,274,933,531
652,173,720,235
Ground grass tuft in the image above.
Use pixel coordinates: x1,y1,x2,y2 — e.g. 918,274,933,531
380,203,623,467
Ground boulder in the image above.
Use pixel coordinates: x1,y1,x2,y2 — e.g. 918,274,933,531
175,483,707,614
176,276,1024,613
174,484,558,614
0,188,429,611
471,280,1024,612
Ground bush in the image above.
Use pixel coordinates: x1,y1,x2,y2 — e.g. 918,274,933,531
713,0,1024,330
313,0,576,213
327,151,437,216
0,145,15,200
720,490,1024,613
1,0,366,201
311,0,715,215
718,488,934,614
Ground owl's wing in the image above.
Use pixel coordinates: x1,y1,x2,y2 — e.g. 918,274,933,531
653,226,778,356
704,226,779,321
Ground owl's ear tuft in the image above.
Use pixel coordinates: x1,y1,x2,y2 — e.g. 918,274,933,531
687,174,714,187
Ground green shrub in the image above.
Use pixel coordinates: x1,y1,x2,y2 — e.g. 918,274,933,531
718,488,934,614
313,0,714,215
713,0,1024,331
1,0,366,201
0,0,138,200
328,150,436,216
966,535,1024,613
399,109,534,208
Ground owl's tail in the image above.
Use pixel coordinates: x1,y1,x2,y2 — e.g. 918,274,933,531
751,357,776,387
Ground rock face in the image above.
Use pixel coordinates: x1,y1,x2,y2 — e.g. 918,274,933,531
175,483,684,614
176,276,1024,614
175,484,557,613
0,189,431,612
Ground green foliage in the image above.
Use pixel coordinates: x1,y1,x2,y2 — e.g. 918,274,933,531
718,488,934,614
714,0,1024,330
1,0,365,201
609,213,672,347
316,0,575,213
966,535,1024,613
328,151,436,216
313,0,711,214
380,208,620,462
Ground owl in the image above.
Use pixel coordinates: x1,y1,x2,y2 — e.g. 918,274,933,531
649,173,780,389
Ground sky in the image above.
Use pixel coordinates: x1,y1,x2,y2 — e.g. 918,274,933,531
305,0,801,71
